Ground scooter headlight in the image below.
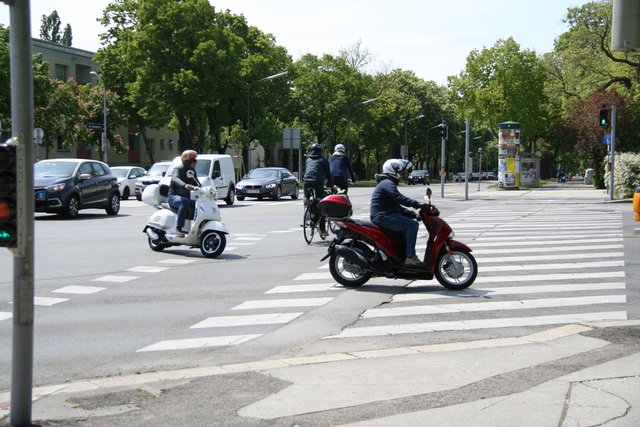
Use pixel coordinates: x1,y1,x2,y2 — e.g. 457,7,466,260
449,230,455,239
208,187,217,197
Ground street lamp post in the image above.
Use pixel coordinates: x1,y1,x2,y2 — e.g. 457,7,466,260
247,71,288,173
89,71,107,163
478,146,483,191
403,114,425,159
346,97,378,159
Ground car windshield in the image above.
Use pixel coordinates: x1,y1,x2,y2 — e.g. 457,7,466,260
111,169,129,178
148,163,170,177
410,170,424,176
34,161,77,178
194,160,212,177
248,169,279,179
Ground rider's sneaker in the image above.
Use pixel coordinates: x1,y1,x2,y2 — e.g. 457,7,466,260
319,230,329,238
175,229,186,237
404,255,423,267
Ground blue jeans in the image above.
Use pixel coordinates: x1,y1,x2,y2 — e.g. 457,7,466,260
375,214,418,259
168,195,195,229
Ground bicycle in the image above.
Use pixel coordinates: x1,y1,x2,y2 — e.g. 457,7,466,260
302,187,331,244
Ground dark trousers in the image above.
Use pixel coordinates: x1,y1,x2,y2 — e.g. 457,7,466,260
374,214,418,259
169,195,195,229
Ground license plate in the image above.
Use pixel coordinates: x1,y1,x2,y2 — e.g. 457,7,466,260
247,189,260,194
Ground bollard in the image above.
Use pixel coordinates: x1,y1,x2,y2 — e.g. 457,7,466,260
634,186,640,222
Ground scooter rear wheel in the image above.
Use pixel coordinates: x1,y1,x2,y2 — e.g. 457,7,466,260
329,243,371,288
434,249,477,290
200,230,226,258
148,236,166,252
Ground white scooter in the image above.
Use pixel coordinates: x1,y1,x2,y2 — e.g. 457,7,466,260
141,182,228,258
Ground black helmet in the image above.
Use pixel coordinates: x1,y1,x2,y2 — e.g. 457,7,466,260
309,143,323,154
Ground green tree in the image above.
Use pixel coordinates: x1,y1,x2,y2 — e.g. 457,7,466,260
449,37,548,144
40,11,72,46
61,23,72,46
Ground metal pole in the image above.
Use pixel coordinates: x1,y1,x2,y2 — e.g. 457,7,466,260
478,150,482,191
403,122,407,159
8,1,35,425
464,117,469,200
610,104,616,200
102,84,107,163
440,121,446,198
347,110,351,159
246,84,251,174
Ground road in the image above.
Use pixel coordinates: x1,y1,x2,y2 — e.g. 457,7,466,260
0,181,637,393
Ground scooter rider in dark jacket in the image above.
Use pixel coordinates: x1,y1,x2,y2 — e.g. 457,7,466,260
168,149,201,237
303,143,333,238
370,159,426,266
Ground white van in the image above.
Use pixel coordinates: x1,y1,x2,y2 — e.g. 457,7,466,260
159,154,236,205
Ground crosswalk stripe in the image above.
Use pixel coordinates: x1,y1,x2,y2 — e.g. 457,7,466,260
470,238,622,247
361,295,626,318
325,311,628,338
157,259,196,265
475,252,624,264
294,272,333,281
394,282,627,302
0,311,12,321
190,312,304,328
127,266,169,273
479,260,623,273
231,297,334,310
52,286,106,295
474,271,625,283
472,244,623,255
265,284,342,294
92,275,139,283
464,233,622,242
137,334,261,352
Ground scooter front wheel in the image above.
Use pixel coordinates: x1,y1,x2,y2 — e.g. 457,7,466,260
435,249,477,290
200,230,226,258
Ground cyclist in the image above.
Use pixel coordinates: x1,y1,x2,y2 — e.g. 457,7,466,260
303,143,333,238
329,143,356,193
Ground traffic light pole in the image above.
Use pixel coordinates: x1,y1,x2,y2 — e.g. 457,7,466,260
440,121,447,198
610,105,616,201
6,1,36,425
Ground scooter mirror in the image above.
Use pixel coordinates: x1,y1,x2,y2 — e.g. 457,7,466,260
186,170,195,179
426,187,432,199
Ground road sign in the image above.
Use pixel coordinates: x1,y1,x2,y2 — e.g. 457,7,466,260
87,123,103,131
603,133,612,145
33,127,44,144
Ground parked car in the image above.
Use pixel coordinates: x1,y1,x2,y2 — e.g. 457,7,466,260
34,158,120,219
159,154,237,205
407,169,430,185
236,167,299,201
453,172,468,182
135,161,171,201
485,171,497,180
111,166,146,200
470,172,481,181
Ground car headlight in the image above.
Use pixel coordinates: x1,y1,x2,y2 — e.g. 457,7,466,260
265,183,277,189
45,183,66,191
236,183,244,189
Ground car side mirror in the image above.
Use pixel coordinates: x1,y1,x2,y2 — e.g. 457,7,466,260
161,172,166,177
79,173,92,181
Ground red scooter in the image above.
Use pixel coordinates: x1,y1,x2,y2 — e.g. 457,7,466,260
319,188,477,290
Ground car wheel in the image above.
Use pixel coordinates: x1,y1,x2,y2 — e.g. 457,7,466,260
122,187,130,200
105,192,120,215
273,186,282,201
291,185,299,200
236,195,245,201
62,194,80,219
225,186,235,206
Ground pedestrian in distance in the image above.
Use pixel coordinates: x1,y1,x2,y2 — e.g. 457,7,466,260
329,143,356,193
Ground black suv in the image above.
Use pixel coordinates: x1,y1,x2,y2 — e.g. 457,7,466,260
407,169,430,185
34,159,121,218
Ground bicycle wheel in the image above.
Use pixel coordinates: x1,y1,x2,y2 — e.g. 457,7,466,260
303,205,315,244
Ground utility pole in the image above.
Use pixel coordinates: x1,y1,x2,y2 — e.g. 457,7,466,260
610,105,616,200
440,121,447,198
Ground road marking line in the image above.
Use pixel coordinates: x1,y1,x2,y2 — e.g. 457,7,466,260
190,312,304,329
0,312,11,321
157,259,196,265
91,275,139,283
474,271,625,283
395,282,627,301
225,246,239,251
136,334,261,352
233,237,263,241
466,233,623,242
325,311,628,338
265,283,342,294
471,238,622,247
480,260,624,273
52,286,106,295
127,266,169,273
475,252,624,263
472,244,623,255
270,230,298,234
362,295,627,318
294,272,333,281
227,242,256,246
11,297,69,306
234,234,267,237
231,297,334,310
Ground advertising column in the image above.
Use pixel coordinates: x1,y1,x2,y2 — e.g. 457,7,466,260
498,121,521,189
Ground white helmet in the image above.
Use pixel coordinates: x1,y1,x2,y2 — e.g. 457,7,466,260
382,159,413,179
334,144,345,153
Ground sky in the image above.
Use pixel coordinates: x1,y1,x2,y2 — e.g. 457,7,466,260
0,0,591,85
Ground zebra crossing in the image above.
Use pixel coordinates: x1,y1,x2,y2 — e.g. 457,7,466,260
324,206,627,339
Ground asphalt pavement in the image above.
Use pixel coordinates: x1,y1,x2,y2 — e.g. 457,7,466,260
2,180,639,426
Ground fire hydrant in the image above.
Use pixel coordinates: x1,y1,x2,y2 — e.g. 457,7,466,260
634,186,640,222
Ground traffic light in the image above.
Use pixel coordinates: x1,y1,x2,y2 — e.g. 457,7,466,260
440,124,448,138
0,144,17,248
599,107,609,127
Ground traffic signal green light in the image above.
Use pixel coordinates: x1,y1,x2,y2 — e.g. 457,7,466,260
440,124,448,138
599,108,609,127
0,144,17,248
